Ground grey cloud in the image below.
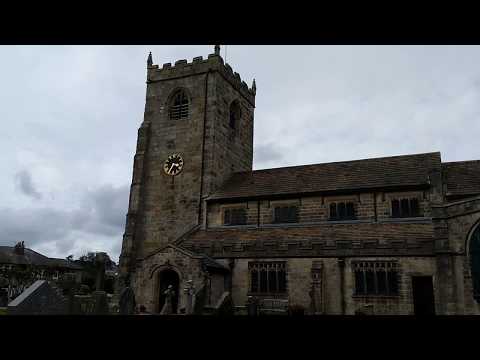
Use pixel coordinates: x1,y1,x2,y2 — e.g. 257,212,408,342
0,183,129,261
254,143,285,168
83,184,130,230
0,207,71,248
3,45,480,261
15,170,42,200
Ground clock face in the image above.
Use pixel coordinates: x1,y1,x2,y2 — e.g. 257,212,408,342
164,153,184,176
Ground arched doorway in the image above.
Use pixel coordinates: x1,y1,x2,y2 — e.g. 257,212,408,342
470,225,480,302
158,269,180,313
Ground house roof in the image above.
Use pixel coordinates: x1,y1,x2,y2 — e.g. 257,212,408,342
0,246,82,270
208,152,441,201
443,160,480,198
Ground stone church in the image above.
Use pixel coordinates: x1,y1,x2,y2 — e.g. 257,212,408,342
119,45,480,315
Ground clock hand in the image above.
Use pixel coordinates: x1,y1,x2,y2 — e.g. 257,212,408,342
169,163,174,173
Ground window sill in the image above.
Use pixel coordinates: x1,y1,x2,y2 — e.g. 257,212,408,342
328,218,357,222
379,217,431,223
247,293,288,298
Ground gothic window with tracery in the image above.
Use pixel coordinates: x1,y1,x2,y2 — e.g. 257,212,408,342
249,262,286,294
169,90,189,120
353,261,399,296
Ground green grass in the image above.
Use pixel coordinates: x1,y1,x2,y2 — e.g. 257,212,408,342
0,308,7,315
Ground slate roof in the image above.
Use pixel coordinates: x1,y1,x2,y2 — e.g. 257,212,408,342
201,255,229,272
181,223,436,258
184,223,435,244
443,160,480,198
0,246,82,270
143,243,229,272
209,152,441,201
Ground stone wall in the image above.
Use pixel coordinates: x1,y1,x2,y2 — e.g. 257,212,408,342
120,51,255,282
228,256,438,315
207,190,432,228
134,248,205,313
133,245,228,314
432,196,480,314
138,71,208,257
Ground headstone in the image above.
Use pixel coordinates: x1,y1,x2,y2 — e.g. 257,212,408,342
183,280,195,315
7,280,68,315
92,290,109,314
246,296,258,316
309,283,316,314
95,253,106,291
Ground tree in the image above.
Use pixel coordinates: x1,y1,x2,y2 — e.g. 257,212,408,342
75,252,117,294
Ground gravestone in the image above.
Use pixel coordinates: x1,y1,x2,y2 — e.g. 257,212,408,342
92,291,109,315
246,296,258,316
183,280,195,315
95,252,107,291
119,276,136,315
7,280,68,315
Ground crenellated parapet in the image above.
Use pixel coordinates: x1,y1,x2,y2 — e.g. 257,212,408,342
147,48,256,106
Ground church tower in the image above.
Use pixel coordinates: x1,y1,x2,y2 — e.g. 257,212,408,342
119,46,256,276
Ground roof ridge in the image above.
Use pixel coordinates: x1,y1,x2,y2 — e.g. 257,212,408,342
443,159,480,165
24,247,50,259
249,151,441,174
210,151,441,201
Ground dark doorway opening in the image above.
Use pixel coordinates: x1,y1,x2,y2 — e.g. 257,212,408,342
412,276,435,316
158,269,180,314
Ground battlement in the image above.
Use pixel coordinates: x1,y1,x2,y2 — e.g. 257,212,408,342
147,50,256,105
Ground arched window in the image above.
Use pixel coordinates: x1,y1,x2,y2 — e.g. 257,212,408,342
169,90,189,120
470,225,480,302
229,100,241,129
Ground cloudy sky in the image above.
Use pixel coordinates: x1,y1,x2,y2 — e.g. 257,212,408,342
2,45,480,263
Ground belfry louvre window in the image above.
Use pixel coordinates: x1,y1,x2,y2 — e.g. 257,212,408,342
329,201,356,221
391,198,420,218
169,90,189,120
223,208,247,226
273,205,298,223
249,262,286,294
353,261,399,296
